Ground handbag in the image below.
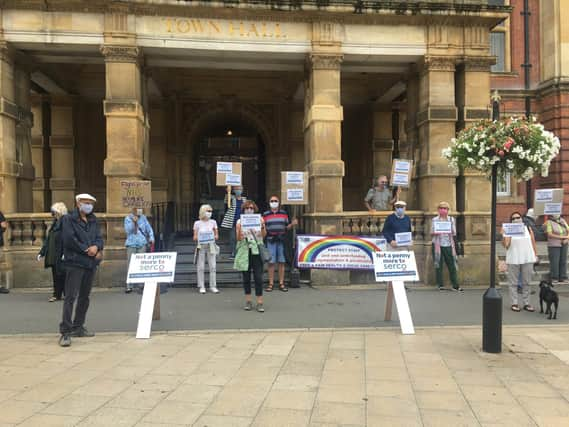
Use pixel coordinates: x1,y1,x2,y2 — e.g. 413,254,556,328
252,233,272,264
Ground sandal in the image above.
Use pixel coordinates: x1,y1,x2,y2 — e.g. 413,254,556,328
279,283,288,292
265,283,273,292
511,304,521,312
48,296,57,302
523,305,535,312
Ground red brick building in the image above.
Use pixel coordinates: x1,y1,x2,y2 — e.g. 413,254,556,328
494,0,569,223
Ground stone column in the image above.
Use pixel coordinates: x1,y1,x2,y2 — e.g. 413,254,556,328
149,101,168,204
404,69,420,209
101,45,148,213
49,96,76,209
15,65,34,212
455,56,494,286
371,109,394,181
416,56,458,285
31,95,50,212
0,42,18,213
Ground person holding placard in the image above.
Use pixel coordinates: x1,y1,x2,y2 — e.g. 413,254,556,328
502,212,537,312
263,196,298,292
545,213,569,284
382,201,412,249
364,176,400,212
124,207,155,294
193,204,220,294
431,201,462,292
234,200,267,312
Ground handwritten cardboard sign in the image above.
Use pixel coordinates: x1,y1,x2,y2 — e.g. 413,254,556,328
281,171,308,205
534,188,563,216
121,181,152,209
216,162,242,186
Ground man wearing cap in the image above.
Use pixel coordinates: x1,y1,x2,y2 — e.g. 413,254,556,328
58,193,103,347
382,200,412,248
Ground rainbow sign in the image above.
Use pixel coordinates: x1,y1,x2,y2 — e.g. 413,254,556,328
296,235,386,270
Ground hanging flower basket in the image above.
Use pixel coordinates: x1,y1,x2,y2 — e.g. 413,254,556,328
442,116,560,181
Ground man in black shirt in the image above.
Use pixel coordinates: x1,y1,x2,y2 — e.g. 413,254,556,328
0,211,9,294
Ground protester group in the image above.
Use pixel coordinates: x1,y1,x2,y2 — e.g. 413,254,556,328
0,174,566,347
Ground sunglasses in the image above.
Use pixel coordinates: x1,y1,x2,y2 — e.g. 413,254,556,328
511,216,521,220
270,200,279,203
206,210,213,213
439,207,448,210
380,181,388,184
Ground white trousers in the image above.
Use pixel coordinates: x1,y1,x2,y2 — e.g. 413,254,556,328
197,249,217,290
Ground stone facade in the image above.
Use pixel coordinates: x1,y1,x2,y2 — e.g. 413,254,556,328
0,0,511,288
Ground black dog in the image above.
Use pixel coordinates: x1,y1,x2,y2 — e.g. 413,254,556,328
539,280,559,320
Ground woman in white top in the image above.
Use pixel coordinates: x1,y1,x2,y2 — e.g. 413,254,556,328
502,211,537,312
193,204,219,294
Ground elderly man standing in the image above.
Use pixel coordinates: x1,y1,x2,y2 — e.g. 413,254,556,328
58,193,103,347
364,175,400,212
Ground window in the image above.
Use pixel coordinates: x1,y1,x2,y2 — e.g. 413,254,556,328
497,172,511,196
490,32,506,72
488,0,505,5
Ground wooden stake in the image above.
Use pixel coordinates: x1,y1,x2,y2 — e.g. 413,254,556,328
152,284,160,320
384,282,394,321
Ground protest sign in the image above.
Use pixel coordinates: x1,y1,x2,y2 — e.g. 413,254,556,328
127,252,177,339
281,171,308,205
216,162,242,186
198,230,215,244
121,181,152,208
433,221,452,234
240,214,262,231
296,235,387,270
534,188,563,216
502,223,526,237
391,159,413,188
373,251,420,282
395,232,413,247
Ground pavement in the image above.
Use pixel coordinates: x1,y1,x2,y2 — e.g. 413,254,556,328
0,285,569,335
3,326,569,426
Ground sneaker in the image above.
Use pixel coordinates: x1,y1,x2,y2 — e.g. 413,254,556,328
199,288,206,294
210,288,220,294
0,287,9,294
70,327,95,338
438,287,445,291
244,301,252,311
125,287,133,294
256,303,265,313
59,334,71,347
451,287,464,292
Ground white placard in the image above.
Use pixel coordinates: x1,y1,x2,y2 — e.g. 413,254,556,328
225,173,242,186
535,189,554,202
136,281,158,339
392,172,410,187
127,252,177,284
544,203,563,216
374,251,420,282
286,172,304,185
198,230,215,244
216,162,233,173
240,214,262,231
395,232,413,247
433,221,452,234
287,188,304,201
394,160,411,173
392,281,415,335
502,222,526,237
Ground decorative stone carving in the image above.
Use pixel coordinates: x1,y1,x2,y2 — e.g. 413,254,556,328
100,45,141,63
461,56,496,72
308,54,343,70
422,56,456,72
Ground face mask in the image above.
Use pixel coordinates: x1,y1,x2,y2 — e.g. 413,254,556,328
80,203,93,215
438,209,448,215
395,207,405,216
136,209,143,216
204,212,212,219
270,202,279,209
244,208,254,214
235,190,242,196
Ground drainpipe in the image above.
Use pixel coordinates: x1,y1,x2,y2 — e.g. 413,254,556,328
522,0,532,209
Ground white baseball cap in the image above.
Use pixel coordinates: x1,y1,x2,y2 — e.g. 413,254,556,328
394,200,407,207
75,193,97,202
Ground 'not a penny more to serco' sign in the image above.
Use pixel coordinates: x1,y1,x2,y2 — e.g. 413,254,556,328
374,251,420,282
127,252,178,283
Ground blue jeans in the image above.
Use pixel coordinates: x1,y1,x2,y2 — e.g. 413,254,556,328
267,240,286,263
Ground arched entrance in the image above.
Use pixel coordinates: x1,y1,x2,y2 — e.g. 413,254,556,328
187,103,274,219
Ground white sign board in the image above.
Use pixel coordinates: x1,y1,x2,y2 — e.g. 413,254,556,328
225,173,242,186
198,230,215,244
544,203,563,216
502,223,526,237
374,251,420,282
216,162,233,173
391,159,413,188
126,252,177,340
287,189,304,202
535,189,553,202
286,172,304,185
433,221,452,234
395,232,413,247
240,214,262,231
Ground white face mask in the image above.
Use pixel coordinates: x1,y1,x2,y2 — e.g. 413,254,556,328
270,202,279,209
204,211,212,219
244,208,254,214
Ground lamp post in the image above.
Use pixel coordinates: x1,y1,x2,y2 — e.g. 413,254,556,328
482,90,502,353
